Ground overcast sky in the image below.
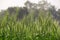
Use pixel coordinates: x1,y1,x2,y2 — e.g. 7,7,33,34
0,0,60,11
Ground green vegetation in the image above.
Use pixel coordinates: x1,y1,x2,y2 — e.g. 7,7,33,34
0,0,60,40
0,11,60,40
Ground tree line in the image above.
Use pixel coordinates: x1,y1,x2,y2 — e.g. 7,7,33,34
0,0,60,22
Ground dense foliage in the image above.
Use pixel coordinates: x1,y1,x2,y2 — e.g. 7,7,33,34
0,0,60,40
0,11,60,40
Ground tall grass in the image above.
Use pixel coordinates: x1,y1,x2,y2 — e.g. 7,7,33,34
0,11,60,40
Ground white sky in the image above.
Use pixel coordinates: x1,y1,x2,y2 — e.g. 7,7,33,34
0,0,60,11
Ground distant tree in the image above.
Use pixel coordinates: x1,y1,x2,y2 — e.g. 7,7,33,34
38,0,51,10
17,7,28,20
7,7,18,15
49,6,60,21
25,1,33,9
57,9,60,15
